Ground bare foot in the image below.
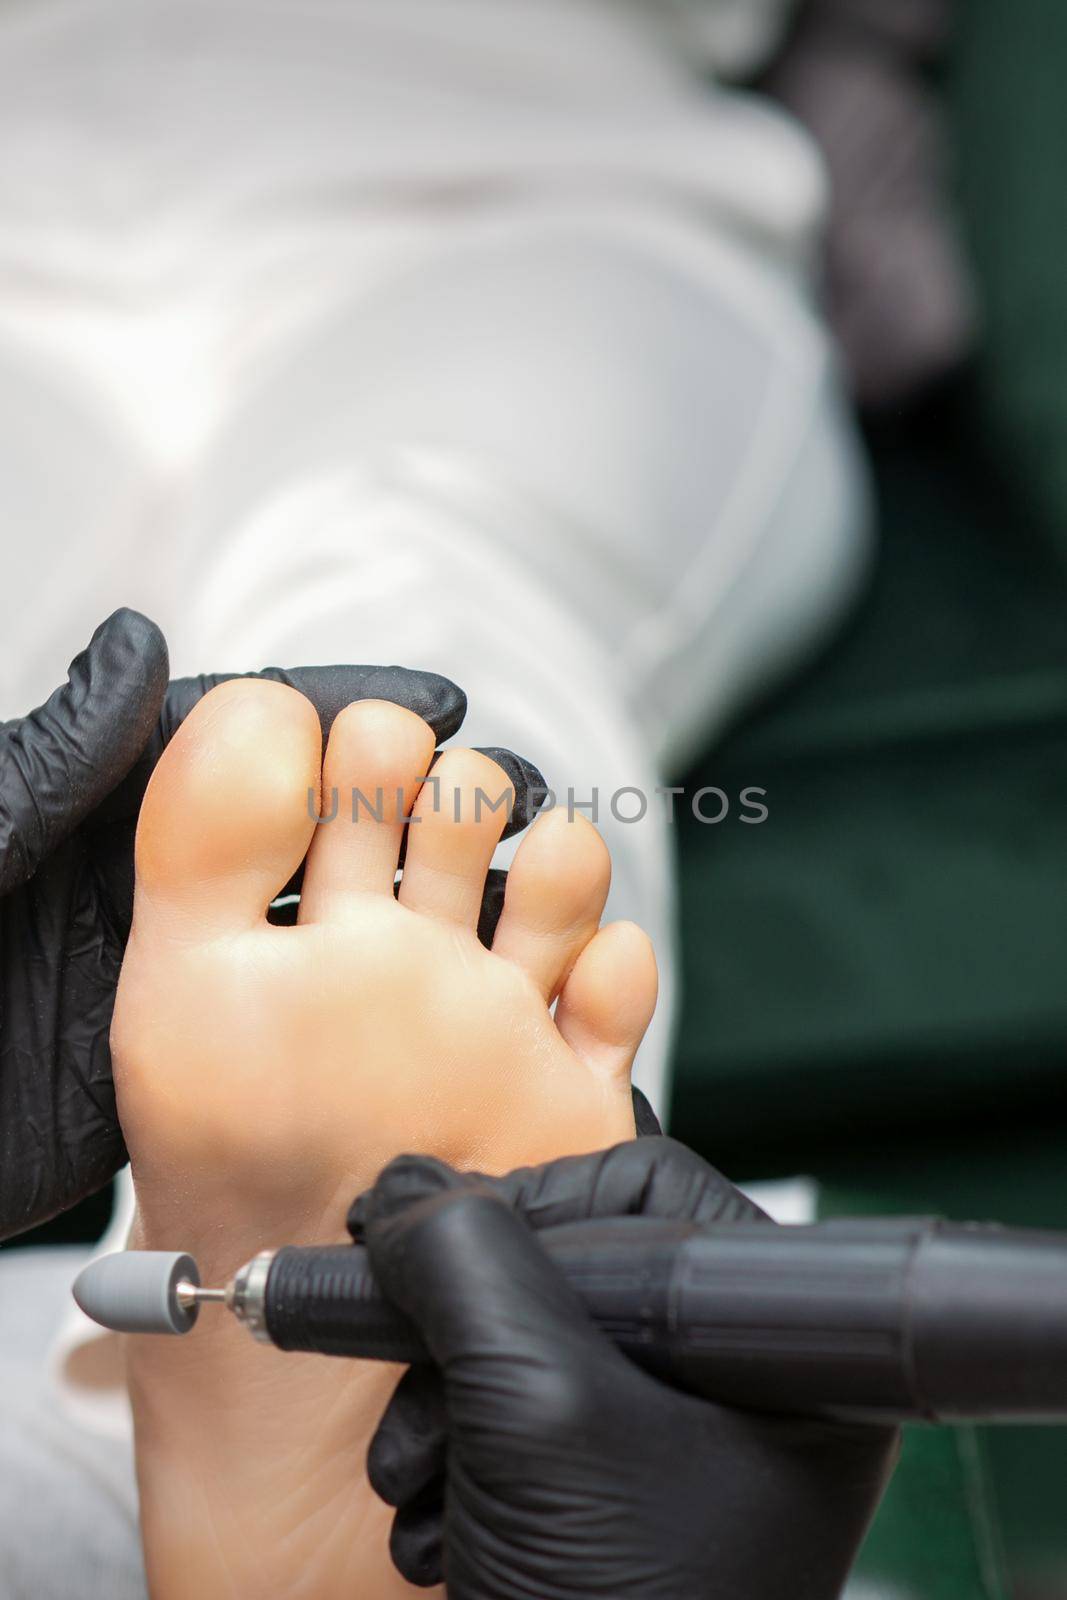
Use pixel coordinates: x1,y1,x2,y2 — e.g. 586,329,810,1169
114,680,657,1599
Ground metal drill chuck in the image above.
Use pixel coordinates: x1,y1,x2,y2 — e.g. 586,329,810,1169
223,1250,276,1342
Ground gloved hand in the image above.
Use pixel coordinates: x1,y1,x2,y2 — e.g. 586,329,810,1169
354,1139,900,1599
0,608,543,1239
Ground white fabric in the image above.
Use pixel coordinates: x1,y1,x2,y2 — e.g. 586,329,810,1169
0,1243,144,1600
0,0,872,1126
49,1176,137,1444
0,5,871,1585
635,0,800,78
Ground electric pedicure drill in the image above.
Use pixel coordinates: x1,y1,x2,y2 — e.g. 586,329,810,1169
73,1214,1067,1424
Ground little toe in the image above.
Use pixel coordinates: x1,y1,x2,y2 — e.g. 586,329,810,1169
134,678,321,936
398,748,513,929
555,921,658,1085
491,808,610,1000
299,700,437,922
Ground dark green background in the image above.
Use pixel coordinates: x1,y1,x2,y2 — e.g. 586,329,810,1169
672,7,1067,1592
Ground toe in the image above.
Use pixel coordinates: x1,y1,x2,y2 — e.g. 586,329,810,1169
134,678,321,935
491,809,610,1000
555,921,658,1084
299,700,437,922
398,748,513,929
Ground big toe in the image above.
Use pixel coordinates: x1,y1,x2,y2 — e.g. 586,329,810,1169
134,678,321,935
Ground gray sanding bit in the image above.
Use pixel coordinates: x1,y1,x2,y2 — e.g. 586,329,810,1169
74,1248,270,1339
72,1250,214,1336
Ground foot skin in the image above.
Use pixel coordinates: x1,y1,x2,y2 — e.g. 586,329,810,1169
113,680,657,1600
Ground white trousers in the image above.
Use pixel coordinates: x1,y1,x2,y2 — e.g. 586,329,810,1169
0,0,871,1113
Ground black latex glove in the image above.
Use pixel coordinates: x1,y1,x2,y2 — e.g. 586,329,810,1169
0,609,544,1240
354,1139,900,1599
